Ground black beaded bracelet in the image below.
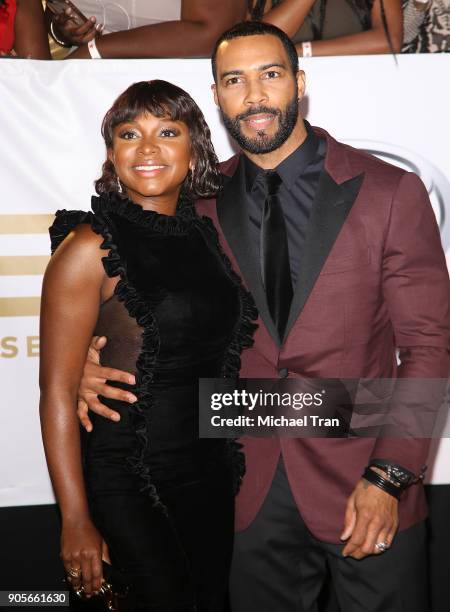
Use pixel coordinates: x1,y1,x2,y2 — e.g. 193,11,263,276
362,467,402,500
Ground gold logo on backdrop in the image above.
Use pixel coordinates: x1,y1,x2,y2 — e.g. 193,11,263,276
0,214,55,235
0,214,54,318
1,336,40,358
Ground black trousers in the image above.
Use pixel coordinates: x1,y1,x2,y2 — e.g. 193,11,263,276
230,460,429,612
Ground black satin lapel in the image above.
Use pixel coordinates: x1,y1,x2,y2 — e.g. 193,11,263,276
283,171,365,342
218,162,281,345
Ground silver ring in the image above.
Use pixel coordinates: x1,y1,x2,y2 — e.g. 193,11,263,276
375,540,389,552
68,567,82,578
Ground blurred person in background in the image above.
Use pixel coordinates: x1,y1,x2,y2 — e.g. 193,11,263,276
403,0,449,52
401,0,429,51
46,0,246,59
0,0,50,57
247,0,403,55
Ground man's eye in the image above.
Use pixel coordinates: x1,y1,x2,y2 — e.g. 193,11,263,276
225,77,242,86
264,71,279,79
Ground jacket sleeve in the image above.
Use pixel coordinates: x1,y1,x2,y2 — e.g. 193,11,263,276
369,171,450,475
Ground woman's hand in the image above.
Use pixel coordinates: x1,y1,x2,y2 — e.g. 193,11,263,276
52,9,102,47
61,519,107,596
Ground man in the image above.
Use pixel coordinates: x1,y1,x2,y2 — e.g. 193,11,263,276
77,22,449,612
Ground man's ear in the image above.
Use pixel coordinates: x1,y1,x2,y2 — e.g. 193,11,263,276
296,70,306,100
211,83,219,107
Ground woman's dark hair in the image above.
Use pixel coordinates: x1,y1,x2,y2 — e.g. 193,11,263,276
248,0,274,20
211,20,299,82
95,80,221,199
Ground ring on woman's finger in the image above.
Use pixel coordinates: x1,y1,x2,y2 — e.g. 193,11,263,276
67,567,82,578
374,540,389,552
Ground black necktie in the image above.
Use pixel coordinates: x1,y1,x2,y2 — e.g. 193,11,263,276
260,170,293,340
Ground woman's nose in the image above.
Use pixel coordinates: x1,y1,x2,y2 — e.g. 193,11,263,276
138,137,159,155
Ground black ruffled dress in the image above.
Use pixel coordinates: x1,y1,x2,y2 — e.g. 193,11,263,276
49,193,257,612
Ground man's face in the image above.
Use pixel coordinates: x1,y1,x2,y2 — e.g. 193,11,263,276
213,34,305,155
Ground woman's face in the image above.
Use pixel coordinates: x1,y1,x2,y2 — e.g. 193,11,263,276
109,112,193,207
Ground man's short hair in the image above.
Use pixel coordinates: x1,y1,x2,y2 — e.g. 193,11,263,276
211,21,299,82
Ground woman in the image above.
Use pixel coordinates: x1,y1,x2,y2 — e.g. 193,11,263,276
0,0,50,57
40,80,256,611
46,0,245,59
248,0,403,55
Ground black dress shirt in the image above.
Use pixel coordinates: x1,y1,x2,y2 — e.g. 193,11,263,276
243,121,326,288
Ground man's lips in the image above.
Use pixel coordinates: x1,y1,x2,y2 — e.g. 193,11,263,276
243,113,276,131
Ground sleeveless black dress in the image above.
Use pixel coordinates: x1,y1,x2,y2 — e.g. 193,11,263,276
49,193,257,612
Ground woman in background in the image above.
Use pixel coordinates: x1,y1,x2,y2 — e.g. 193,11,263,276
248,0,403,55
47,0,246,59
40,80,256,610
0,0,50,57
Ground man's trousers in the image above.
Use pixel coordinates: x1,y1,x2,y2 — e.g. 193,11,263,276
230,459,428,612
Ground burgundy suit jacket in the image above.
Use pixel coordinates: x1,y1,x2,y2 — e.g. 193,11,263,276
196,127,450,543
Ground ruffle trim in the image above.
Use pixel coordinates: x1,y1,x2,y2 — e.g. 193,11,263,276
197,216,258,377
49,202,258,500
49,209,92,254
90,210,168,513
49,207,167,512
91,192,196,236
198,215,258,494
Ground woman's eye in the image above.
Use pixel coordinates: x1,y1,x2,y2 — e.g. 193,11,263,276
160,128,178,137
119,130,138,140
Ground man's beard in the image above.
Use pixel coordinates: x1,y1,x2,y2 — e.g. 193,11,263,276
220,93,299,155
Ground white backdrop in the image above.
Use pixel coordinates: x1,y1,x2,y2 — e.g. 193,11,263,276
0,54,449,507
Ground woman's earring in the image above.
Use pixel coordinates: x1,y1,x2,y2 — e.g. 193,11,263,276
188,167,195,191
116,176,123,194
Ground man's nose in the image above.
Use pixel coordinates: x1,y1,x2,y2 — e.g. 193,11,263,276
244,78,268,106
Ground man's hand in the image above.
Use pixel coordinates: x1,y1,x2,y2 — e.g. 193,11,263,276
52,9,102,47
340,477,399,559
78,336,136,432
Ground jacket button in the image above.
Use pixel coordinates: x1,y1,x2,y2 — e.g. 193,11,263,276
278,367,288,378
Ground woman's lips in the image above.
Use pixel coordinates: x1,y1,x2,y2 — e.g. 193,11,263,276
244,113,276,131
132,164,166,176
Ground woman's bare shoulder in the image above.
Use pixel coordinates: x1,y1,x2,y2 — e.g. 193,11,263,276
46,222,105,284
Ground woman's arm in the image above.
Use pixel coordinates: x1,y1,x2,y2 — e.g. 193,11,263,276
14,0,51,58
249,0,316,38
39,224,106,594
67,0,247,59
252,0,403,56
297,0,403,55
